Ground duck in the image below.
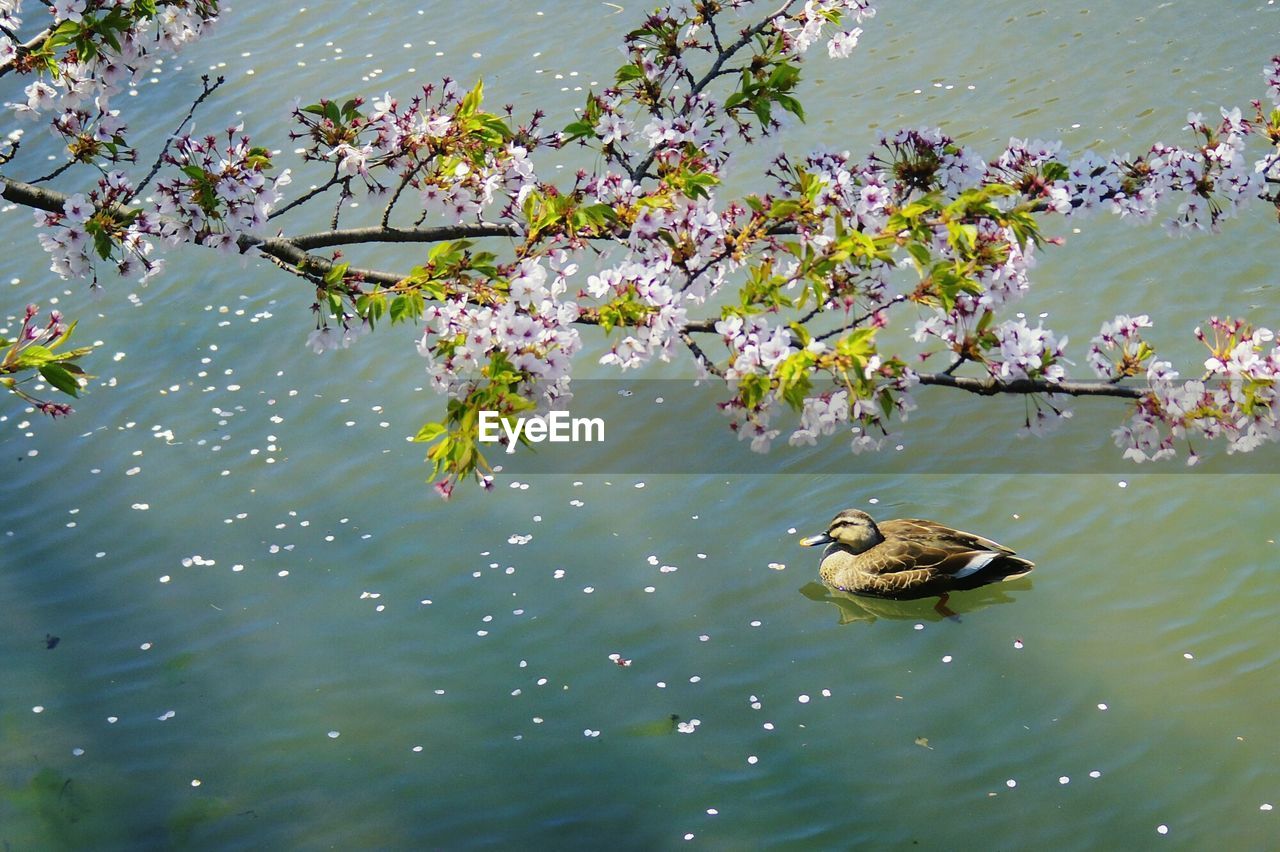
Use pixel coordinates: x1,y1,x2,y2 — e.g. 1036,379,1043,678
799,509,1034,613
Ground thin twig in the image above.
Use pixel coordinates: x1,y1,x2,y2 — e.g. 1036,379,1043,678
379,164,422,228
681,331,726,378
269,166,343,220
852,294,907,326
705,4,725,53
130,75,226,202
31,160,76,185
808,293,907,343
330,178,352,230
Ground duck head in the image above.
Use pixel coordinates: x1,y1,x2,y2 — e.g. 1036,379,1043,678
799,509,885,554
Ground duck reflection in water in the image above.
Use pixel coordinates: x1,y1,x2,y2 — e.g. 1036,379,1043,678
799,580,1031,625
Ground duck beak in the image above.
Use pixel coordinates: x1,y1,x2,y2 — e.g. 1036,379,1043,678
799,533,833,547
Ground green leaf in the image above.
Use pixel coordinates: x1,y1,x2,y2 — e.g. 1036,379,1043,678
906,242,931,268
878,390,894,419
1042,161,1069,183
752,99,773,126
413,421,447,443
836,328,878,360
789,322,812,348
14,344,54,369
770,199,803,219
774,94,804,121
323,262,349,288
429,239,472,264
389,293,425,324
326,292,345,320
615,63,645,84
460,79,484,116
738,372,769,410
48,319,78,350
948,222,978,252
91,229,114,261
562,120,594,140
355,293,386,326
39,363,81,397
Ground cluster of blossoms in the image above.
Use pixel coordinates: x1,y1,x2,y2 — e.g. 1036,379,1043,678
305,320,368,355
7,2,250,289
714,314,795,452
1115,318,1280,464
5,303,65,351
574,168,739,369
153,125,289,251
789,389,849,447
717,314,795,382
799,148,893,233
875,128,989,196
1087,314,1154,379
418,140,536,225
912,220,1037,326
1267,56,1280,107
639,95,730,171
772,0,875,58
1060,108,1263,232
592,94,634,151
417,257,581,404
35,124,288,288
290,80,543,228
711,309,917,454
786,373,919,453
987,319,1068,384
990,137,1073,214
585,259,688,370
0,303,83,416
0,0,19,30
4,1,220,159
34,170,164,286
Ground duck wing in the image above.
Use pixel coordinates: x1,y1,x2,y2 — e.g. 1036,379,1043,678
858,535,1012,579
881,518,1017,555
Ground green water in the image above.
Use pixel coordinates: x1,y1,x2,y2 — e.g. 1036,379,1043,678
3,2,1280,849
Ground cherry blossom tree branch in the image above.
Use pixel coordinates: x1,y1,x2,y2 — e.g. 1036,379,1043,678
681,331,726,378
0,27,54,79
0,173,65,213
915,372,1144,399
288,222,521,250
0,171,1157,406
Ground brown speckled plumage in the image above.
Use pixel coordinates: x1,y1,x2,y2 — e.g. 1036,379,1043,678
800,509,1034,600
